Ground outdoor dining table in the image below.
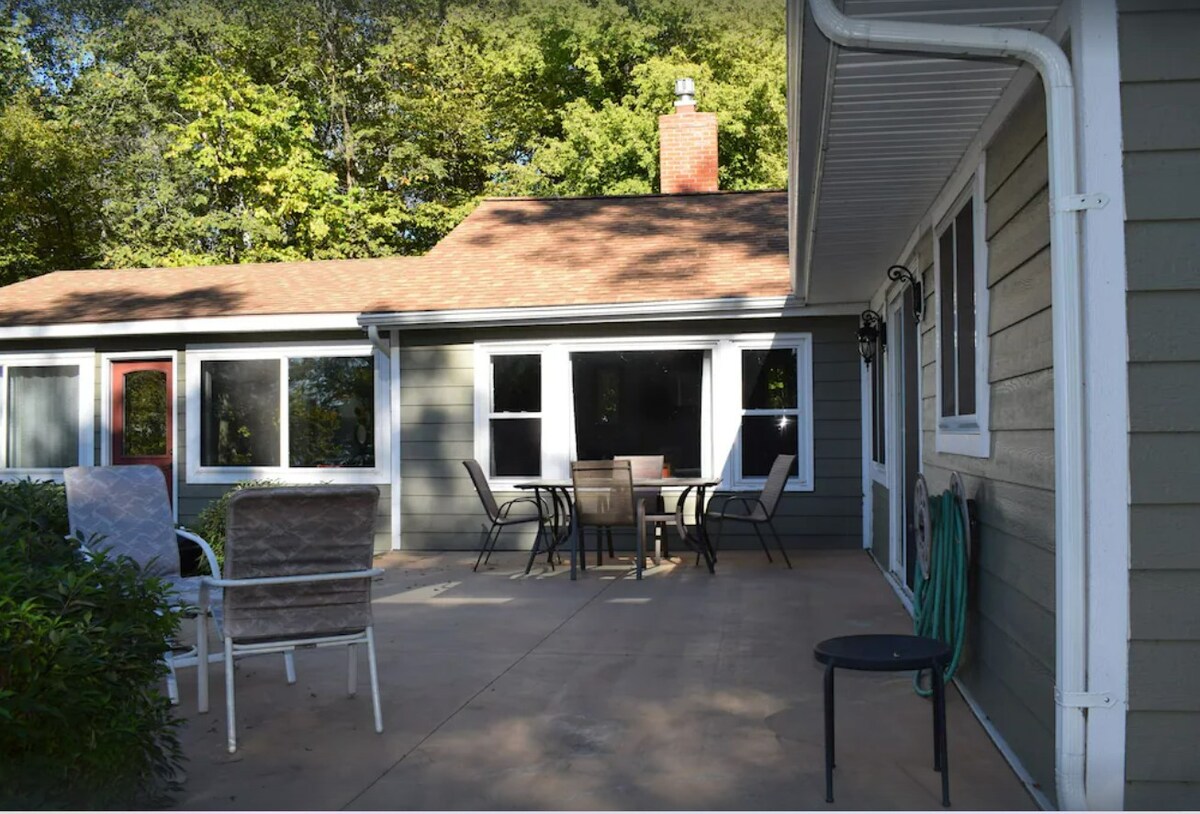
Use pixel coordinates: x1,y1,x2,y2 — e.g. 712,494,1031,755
513,477,722,579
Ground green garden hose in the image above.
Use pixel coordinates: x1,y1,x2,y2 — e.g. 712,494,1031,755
912,488,969,697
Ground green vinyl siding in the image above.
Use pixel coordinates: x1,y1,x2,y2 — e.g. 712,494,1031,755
1119,2,1200,808
396,317,863,553
908,84,1057,801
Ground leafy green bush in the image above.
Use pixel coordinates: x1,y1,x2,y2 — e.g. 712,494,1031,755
0,479,185,808
194,479,279,570
0,477,68,537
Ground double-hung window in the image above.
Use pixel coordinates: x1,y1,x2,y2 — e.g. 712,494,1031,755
935,171,990,457
739,347,802,479
187,345,387,482
0,352,95,475
487,354,542,477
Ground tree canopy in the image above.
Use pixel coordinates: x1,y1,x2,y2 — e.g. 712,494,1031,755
0,0,785,283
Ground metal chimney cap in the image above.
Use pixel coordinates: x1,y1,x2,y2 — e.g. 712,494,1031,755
674,77,695,107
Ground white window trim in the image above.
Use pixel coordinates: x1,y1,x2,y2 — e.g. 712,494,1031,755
474,333,814,493
100,351,180,521
0,350,95,480
934,165,992,459
185,342,390,485
729,335,814,492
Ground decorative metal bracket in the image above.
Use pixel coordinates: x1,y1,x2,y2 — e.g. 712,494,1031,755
886,264,923,324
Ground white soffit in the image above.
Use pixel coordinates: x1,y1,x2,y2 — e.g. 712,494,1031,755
803,0,1060,305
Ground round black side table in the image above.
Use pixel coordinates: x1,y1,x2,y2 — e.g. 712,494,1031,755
813,634,953,807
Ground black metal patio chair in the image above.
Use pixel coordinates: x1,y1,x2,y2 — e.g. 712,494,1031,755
463,459,549,574
703,453,795,569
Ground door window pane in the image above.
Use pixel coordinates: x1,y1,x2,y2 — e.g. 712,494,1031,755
493,355,540,413
7,366,79,468
742,348,798,409
289,357,375,467
741,415,800,478
200,360,280,466
490,418,541,476
571,350,703,477
122,370,168,456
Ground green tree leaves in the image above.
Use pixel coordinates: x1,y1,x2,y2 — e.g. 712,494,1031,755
0,0,785,281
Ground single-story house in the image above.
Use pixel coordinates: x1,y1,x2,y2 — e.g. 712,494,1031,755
0,95,861,555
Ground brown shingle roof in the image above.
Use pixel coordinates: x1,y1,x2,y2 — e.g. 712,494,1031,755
0,190,789,328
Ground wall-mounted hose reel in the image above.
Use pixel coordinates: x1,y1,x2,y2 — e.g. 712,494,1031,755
912,472,975,697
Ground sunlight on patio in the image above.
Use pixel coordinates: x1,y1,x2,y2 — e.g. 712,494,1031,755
169,549,1035,811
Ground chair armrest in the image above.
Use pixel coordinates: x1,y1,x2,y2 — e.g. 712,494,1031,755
201,567,384,589
176,527,222,578
712,495,768,519
498,496,548,519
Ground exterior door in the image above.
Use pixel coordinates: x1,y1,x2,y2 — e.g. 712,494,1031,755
111,360,173,497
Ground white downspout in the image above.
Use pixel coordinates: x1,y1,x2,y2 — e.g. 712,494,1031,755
803,0,1089,809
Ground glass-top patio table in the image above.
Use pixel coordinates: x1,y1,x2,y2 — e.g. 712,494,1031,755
514,477,721,579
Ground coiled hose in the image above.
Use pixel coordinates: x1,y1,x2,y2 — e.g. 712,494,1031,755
913,489,969,697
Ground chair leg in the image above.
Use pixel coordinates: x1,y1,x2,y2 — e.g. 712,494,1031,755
285,650,297,684
197,610,209,713
524,521,545,576
475,522,500,571
165,654,180,705
767,520,793,569
596,527,603,567
347,643,358,697
698,515,726,567
607,527,615,558
484,521,504,565
468,525,487,571
225,637,237,754
366,626,384,734
636,518,645,580
652,522,661,567
752,523,774,563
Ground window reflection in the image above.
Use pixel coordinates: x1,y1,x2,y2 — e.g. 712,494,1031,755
289,357,375,467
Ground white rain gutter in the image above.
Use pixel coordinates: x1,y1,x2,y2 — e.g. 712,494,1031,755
804,0,1090,809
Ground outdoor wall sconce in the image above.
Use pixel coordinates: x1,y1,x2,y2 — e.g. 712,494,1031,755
887,264,924,324
857,309,886,367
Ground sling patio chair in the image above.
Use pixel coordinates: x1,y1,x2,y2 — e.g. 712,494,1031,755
702,453,795,569
571,459,648,579
614,454,672,566
198,485,384,753
463,459,551,574
64,465,296,706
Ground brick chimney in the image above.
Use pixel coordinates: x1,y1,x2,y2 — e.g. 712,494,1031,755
659,78,719,194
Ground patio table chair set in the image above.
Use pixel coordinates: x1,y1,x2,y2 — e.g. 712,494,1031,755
463,452,798,579
64,466,385,754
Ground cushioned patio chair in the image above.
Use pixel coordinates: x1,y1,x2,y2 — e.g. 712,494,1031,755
572,459,647,579
463,459,549,574
704,453,795,569
198,485,384,753
64,465,296,705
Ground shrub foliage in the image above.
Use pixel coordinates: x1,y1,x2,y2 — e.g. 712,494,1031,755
0,479,185,808
194,478,279,570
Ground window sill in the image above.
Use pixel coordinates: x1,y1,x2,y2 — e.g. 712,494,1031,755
0,468,70,483
934,426,991,459
186,467,389,486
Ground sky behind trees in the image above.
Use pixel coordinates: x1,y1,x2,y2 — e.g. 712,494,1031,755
0,0,786,283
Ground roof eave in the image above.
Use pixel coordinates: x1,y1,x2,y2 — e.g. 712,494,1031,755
358,295,864,332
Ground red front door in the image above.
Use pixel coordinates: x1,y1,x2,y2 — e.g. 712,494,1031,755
111,360,173,498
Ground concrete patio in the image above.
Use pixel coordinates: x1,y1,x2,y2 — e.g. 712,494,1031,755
170,549,1035,810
